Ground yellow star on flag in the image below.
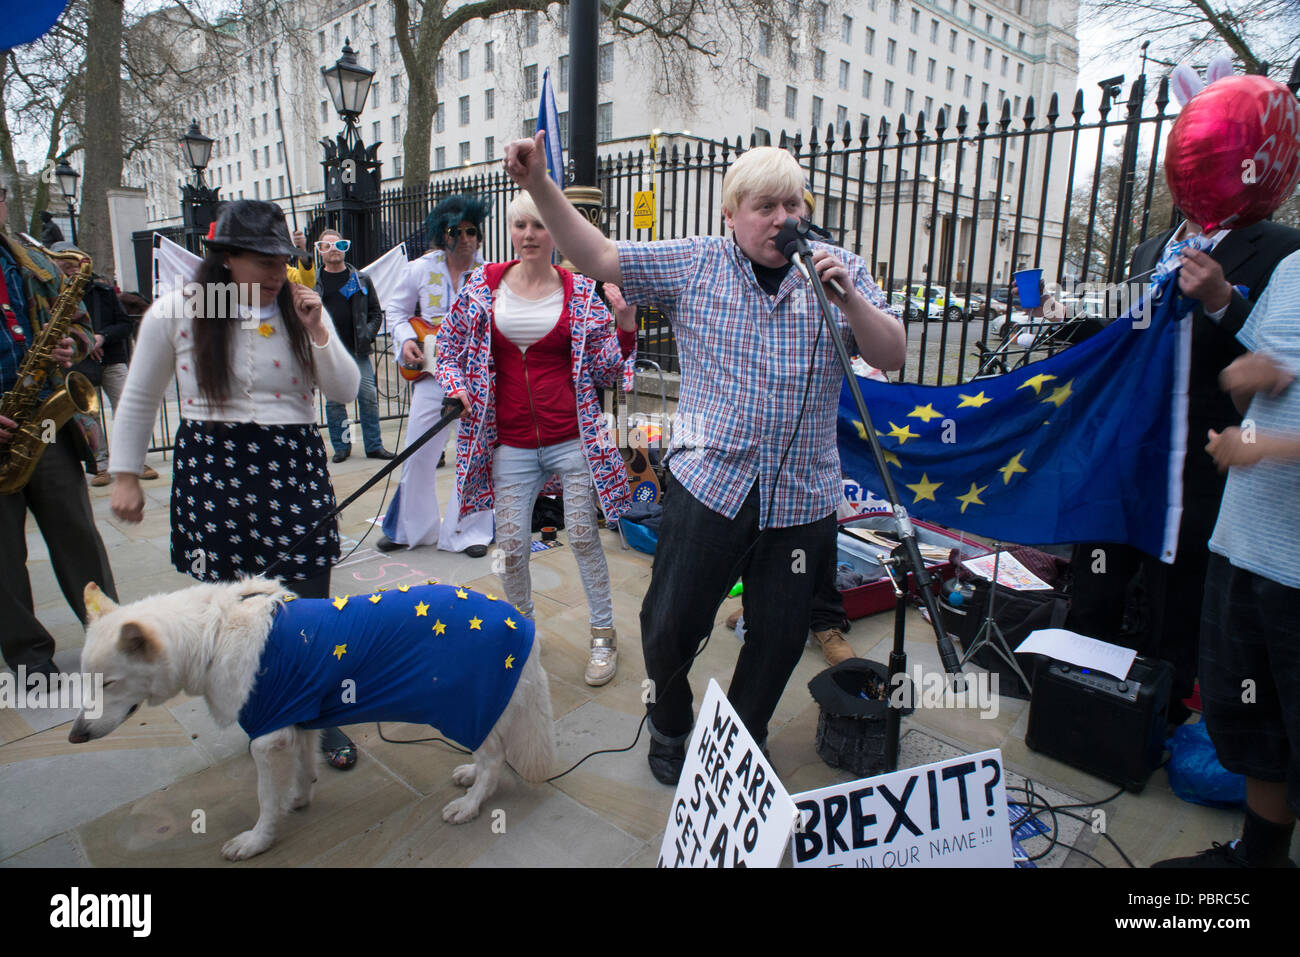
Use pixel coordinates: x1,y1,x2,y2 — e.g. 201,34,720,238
906,473,942,502
332,644,347,660
886,422,919,445
282,594,297,602
882,449,902,469
486,593,499,602
956,482,988,514
257,322,274,338
504,654,515,670
331,596,348,610
469,616,483,630
432,620,446,635
1017,373,1057,395
369,593,382,604
456,588,469,600
998,450,1029,485
1041,379,1074,408
397,585,411,592
907,403,944,423
414,601,429,617
504,617,517,630
957,391,993,408
851,420,869,440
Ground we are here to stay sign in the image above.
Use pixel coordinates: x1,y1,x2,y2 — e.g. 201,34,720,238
791,749,1013,868
658,680,798,868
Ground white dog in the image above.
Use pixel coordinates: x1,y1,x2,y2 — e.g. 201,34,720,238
68,577,555,861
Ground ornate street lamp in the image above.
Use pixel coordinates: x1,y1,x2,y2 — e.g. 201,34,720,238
54,159,79,245
320,39,381,266
179,119,221,254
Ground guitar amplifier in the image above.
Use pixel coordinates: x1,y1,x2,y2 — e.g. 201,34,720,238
1024,656,1172,792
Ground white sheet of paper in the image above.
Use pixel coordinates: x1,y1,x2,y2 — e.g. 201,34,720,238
1014,628,1138,680
961,551,1051,590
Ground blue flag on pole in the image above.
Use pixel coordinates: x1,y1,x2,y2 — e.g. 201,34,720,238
537,67,565,188
837,269,1193,561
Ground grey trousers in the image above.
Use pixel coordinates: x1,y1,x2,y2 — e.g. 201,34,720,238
0,425,117,669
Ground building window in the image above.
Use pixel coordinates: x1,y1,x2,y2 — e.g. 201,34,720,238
372,78,381,107
485,88,495,120
907,49,916,74
785,85,798,119
524,11,538,46
484,136,494,162
390,35,398,60
910,8,919,32
812,95,823,129
984,47,992,69
760,22,772,57
927,58,936,82
254,180,260,199
370,42,379,69
559,111,569,148
930,18,939,42
485,40,494,71
597,101,613,141
887,38,896,65
599,42,613,82
559,55,569,92
883,79,894,107
839,59,850,89
1016,62,1024,82
756,74,770,109
435,146,446,169
276,142,283,163
558,3,569,33
1013,95,1021,115
318,31,325,53
236,160,241,178
862,70,872,98
981,81,989,102
392,75,401,101
524,64,538,99
946,66,954,90
252,151,258,171
889,0,899,24
905,88,914,114
459,141,470,164
924,96,933,117
787,37,798,69
393,153,403,177
864,26,874,55
754,127,772,145
435,104,445,134
459,95,469,126
234,132,239,151
436,57,444,85
841,14,852,43
1001,55,1009,76
815,1,827,31
458,49,469,80
278,174,285,195
836,104,848,129
333,23,340,46
264,144,269,165
372,120,381,142
320,100,329,123
985,13,993,31
949,29,958,53
964,74,972,96
814,48,825,80
968,39,975,61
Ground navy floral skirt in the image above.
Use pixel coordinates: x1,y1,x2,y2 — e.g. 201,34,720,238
170,419,340,584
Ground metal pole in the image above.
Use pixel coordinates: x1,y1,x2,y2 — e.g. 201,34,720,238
565,0,602,226
66,199,77,246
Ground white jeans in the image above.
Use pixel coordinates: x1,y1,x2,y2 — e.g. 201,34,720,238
491,439,613,629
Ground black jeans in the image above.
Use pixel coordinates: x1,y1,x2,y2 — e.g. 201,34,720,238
809,517,848,633
640,481,836,745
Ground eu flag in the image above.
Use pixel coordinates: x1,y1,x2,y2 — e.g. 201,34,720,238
838,270,1193,562
536,67,565,188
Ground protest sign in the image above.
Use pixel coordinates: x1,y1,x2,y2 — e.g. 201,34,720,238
791,748,1013,868
657,679,798,867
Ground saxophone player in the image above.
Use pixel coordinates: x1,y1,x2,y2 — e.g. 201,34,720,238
0,187,117,688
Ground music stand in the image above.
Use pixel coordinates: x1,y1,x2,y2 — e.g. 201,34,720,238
958,544,1033,692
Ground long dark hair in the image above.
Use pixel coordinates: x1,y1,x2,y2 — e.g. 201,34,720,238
189,249,315,407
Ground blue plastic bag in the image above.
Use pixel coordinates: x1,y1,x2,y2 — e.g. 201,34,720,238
620,519,658,555
1165,721,1245,809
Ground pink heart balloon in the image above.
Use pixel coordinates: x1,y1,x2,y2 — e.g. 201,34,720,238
1164,75,1300,232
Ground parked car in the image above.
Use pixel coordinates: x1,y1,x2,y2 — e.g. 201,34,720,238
905,284,967,322
890,291,944,321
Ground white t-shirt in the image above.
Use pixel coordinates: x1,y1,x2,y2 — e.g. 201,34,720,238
493,280,563,352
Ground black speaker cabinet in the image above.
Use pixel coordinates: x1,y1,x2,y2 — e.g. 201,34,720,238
1025,656,1172,792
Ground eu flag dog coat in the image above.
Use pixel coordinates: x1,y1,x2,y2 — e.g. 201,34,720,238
237,583,534,749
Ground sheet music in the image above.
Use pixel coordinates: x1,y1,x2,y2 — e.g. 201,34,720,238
1014,629,1138,680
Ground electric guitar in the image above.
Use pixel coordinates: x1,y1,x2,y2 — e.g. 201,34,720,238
398,316,440,383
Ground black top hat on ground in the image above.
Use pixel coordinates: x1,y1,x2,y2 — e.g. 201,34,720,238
203,200,299,258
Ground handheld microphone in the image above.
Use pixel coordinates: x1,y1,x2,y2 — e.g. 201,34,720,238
775,217,847,298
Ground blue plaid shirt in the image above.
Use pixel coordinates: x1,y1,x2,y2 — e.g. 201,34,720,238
617,236,895,528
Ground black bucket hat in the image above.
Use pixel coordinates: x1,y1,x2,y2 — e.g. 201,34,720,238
203,200,299,258
425,193,491,250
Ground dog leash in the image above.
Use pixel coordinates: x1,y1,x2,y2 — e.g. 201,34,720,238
264,399,463,577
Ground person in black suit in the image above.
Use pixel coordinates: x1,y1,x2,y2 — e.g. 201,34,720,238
1067,218,1300,724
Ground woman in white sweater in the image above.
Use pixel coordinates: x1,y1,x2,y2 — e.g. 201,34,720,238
108,200,362,766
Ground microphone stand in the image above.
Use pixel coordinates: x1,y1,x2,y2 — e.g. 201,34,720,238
784,218,964,769
264,398,463,577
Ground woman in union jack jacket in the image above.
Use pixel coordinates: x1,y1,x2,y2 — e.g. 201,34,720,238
436,190,637,686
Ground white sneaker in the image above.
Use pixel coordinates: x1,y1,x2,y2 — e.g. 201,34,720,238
585,627,617,686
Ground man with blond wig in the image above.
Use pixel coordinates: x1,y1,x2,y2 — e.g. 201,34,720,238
505,136,904,783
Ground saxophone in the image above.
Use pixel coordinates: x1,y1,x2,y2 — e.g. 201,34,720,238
0,254,99,494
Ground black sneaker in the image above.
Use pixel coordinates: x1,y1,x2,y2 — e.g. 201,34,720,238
1152,841,1251,868
463,544,488,558
375,535,403,552
648,737,686,786
332,448,351,463
366,448,395,460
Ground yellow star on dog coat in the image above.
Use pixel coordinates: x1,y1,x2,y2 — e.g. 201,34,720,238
504,655,515,669
504,617,517,630
469,617,483,631
414,601,429,617
369,593,382,604
432,620,446,635
455,588,469,600
332,644,347,660
332,596,348,610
